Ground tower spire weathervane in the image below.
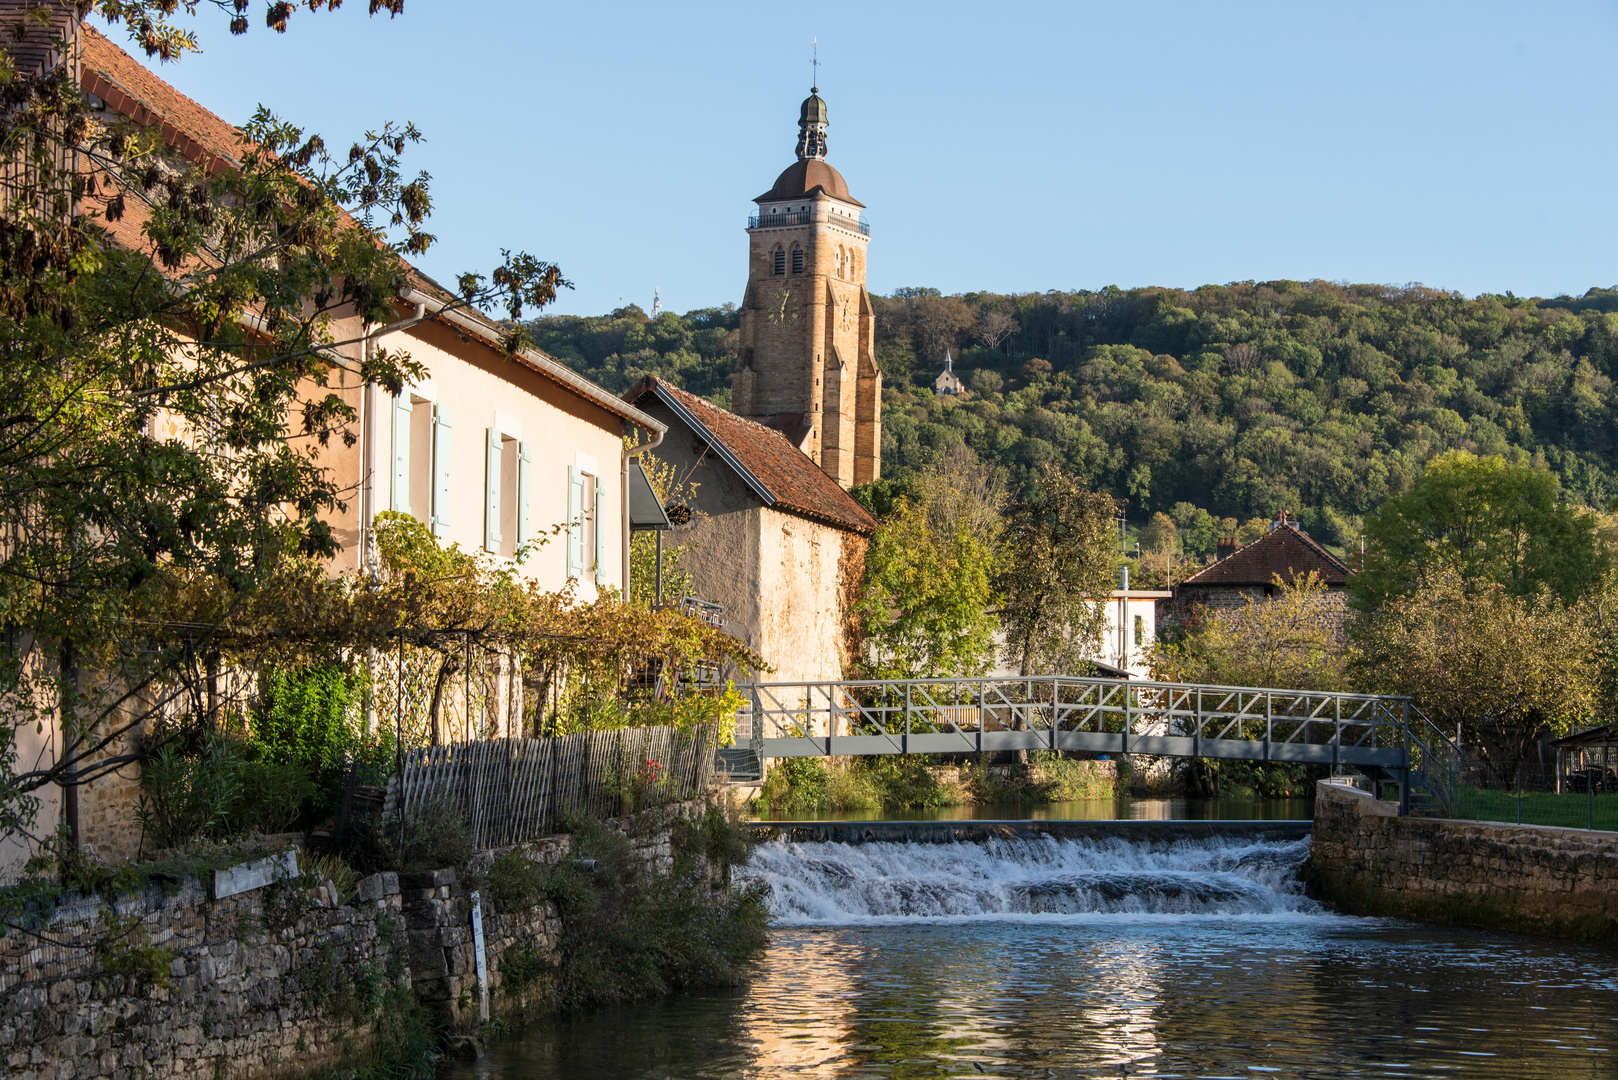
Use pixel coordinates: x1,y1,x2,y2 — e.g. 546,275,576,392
796,43,829,161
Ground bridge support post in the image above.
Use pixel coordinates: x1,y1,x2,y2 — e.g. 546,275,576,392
1398,700,1411,817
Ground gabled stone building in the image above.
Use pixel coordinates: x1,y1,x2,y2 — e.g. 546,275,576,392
733,87,881,490
624,377,876,684
1162,512,1353,634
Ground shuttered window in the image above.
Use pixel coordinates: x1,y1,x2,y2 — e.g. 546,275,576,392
517,442,532,550
773,247,785,276
595,476,608,585
390,394,412,514
430,405,452,537
567,466,585,579
484,427,502,553
791,246,804,274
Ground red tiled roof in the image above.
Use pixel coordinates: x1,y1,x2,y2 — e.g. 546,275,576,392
1180,524,1351,588
81,25,247,173
624,377,876,535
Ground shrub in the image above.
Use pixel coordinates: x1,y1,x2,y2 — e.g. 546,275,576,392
1029,752,1114,801
486,848,547,912
759,756,829,812
230,758,317,835
136,735,245,851
377,800,475,872
253,664,368,772
672,801,756,873
541,815,768,1012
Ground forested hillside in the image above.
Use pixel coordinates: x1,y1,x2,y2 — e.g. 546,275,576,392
529,280,1618,554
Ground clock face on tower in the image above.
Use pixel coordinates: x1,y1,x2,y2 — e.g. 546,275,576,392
769,288,799,326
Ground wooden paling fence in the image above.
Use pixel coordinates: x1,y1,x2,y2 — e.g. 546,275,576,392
382,723,720,849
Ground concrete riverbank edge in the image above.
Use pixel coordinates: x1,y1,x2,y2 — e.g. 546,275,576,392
749,819,1312,844
1308,778,1618,940
0,799,714,1080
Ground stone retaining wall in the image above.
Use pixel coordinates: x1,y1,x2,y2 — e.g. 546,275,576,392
1310,778,1618,938
1,798,715,1079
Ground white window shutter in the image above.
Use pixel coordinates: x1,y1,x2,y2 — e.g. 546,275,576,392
517,442,532,548
594,477,608,585
485,428,502,553
430,405,452,537
391,394,412,514
567,466,584,579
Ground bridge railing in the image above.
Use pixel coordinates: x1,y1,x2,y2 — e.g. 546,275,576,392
739,676,1443,794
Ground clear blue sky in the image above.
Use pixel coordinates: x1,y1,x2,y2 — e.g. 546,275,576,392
116,0,1618,317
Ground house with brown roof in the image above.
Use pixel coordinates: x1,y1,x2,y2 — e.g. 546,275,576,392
4,21,671,874
1164,512,1352,632
624,376,876,684
77,24,666,599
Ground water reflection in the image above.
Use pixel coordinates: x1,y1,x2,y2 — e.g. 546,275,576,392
749,796,1316,822
447,921,1618,1079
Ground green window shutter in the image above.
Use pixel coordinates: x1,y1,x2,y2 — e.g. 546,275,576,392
485,427,502,553
567,466,584,580
430,405,452,537
391,394,412,514
594,477,608,585
517,442,532,548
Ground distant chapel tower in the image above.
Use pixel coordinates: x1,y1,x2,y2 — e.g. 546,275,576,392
733,87,881,488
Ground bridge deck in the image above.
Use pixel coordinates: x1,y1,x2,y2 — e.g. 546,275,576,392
740,676,1454,789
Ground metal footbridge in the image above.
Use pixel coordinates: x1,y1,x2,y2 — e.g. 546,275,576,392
727,676,1459,816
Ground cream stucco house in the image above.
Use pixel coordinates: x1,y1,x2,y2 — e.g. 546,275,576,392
1,26,669,876
78,24,666,597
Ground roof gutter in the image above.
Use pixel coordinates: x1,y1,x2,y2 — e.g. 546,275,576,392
400,287,665,435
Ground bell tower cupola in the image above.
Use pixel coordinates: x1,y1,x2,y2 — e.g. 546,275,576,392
796,89,828,161
733,86,882,490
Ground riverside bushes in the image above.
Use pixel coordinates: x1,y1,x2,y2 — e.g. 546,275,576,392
539,805,767,1012
757,753,1117,813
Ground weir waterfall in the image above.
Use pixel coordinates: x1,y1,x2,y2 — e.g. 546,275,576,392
742,832,1316,923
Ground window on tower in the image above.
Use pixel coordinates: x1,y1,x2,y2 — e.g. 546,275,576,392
791,246,804,275
773,247,786,276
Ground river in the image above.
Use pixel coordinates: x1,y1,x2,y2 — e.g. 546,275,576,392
444,820,1618,1079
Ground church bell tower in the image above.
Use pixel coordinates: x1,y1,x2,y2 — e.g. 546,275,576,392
733,86,881,489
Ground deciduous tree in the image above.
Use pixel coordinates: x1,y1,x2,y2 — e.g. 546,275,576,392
0,6,566,847
1150,572,1347,691
994,465,1117,677
1347,564,1599,774
1353,451,1604,608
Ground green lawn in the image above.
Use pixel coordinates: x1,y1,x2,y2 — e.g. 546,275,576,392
1452,786,1618,832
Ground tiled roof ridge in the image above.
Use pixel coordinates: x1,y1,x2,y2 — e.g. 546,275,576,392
626,375,876,534
1180,521,1350,586
646,374,804,445
80,24,247,172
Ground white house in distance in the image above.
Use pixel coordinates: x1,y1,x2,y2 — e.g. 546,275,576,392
1093,583,1172,677
935,350,965,395
989,576,1170,679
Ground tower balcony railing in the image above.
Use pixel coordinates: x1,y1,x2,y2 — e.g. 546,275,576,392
748,211,870,236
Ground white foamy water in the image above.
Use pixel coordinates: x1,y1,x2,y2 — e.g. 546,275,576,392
738,833,1323,924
